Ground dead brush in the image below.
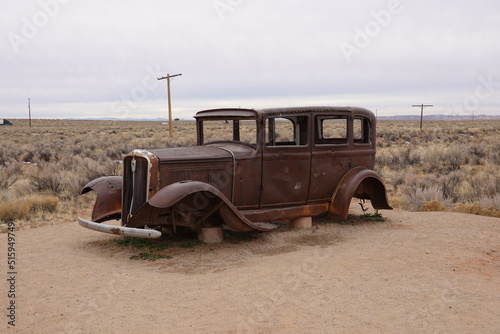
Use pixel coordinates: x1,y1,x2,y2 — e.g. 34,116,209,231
0,195,58,222
0,161,22,190
1,118,500,226
30,166,64,194
377,118,500,217
452,203,500,218
420,200,446,212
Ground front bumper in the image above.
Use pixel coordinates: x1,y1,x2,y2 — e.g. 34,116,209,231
78,217,162,239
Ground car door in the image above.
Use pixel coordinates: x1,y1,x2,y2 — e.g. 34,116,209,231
308,113,352,202
260,115,311,207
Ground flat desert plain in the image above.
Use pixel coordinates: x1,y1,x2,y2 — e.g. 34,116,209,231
1,206,499,333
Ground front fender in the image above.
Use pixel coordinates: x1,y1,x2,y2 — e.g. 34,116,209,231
329,167,392,219
127,181,277,232
81,176,122,223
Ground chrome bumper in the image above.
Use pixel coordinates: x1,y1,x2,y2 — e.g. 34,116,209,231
78,217,162,239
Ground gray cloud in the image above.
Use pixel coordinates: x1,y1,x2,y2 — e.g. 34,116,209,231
1,0,499,119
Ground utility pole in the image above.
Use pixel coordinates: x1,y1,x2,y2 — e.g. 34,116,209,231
412,104,433,130
157,73,182,138
28,98,31,127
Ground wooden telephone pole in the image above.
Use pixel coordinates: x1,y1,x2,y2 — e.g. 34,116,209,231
157,73,182,138
412,104,433,130
28,98,32,127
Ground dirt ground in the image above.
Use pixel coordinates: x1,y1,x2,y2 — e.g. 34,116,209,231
1,205,499,334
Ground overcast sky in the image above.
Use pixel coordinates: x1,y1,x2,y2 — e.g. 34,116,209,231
1,0,499,119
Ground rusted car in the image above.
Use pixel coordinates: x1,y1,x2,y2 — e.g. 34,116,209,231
79,106,391,239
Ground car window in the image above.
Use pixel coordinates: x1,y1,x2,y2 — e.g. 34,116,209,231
353,117,371,144
315,116,348,145
201,119,257,146
266,116,308,147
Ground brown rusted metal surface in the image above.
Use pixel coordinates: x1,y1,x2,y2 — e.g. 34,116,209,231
81,176,122,222
243,203,329,222
328,166,391,219
126,181,277,232
81,106,391,237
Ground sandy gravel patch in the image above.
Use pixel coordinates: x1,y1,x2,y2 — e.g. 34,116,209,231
0,207,499,333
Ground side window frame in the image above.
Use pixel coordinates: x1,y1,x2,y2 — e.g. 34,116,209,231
353,117,371,145
265,115,309,148
197,118,257,146
314,115,349,146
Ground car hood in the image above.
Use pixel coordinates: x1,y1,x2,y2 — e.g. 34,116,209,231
149,145,235,164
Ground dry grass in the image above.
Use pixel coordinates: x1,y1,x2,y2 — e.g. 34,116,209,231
1,117,499,230
0,195,58,222
0,119,196,229
376,119,500,217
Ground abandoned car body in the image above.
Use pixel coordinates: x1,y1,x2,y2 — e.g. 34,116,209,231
79,106,391,239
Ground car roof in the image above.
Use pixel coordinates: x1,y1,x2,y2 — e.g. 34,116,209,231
194,106,374,119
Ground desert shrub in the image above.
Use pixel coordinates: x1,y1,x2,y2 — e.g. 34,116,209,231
79,156,115,180
400,146,421,166
463,171,500,201
26,154,116,199
468,144,487,164
33,142,54,162
391,169,408,190
105,140,134,160
30,166,63,194
421,145,468,173
26,195,58,213
422,147,443,172
375,150,395,168
0,195,58,222
388,197,405,209
0,199,30,221
400,173,438,194
57,170,84,199
166,136,197,148
0,143,20,166
451,203,500,218
442,146,469,171
402,185,444,211
0,162,22,189
420,200,445,212
19,150,34,163
479,194,500,210
376,146,421,170
440,171,464,202
8,179,34,198
490,144,500,165
376,119,500,216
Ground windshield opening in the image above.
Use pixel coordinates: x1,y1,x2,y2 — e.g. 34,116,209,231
198,119,257,147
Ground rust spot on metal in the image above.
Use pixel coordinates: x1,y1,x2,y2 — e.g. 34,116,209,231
109,228,122,235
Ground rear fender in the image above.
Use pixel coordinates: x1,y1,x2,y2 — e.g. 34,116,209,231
329,167,392,219
81,176,122,222
127,180,276,232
